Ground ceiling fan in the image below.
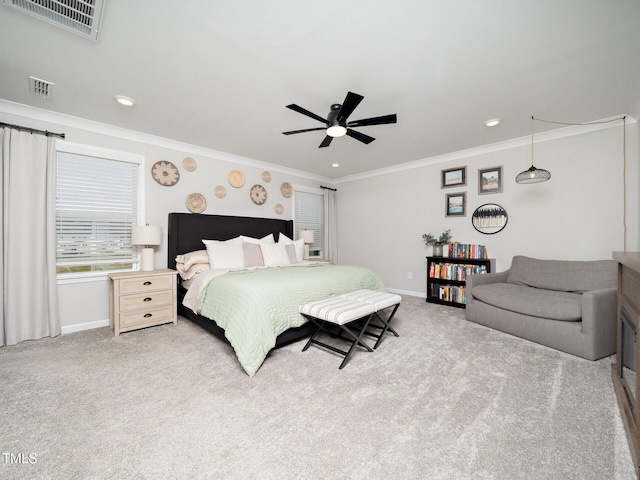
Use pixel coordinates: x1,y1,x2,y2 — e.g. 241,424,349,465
282,91,397,148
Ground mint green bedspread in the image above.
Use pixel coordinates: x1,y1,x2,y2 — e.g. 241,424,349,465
196,264,386,376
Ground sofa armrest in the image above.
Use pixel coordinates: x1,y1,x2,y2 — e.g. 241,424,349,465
466,270,509,290
580,287,617,360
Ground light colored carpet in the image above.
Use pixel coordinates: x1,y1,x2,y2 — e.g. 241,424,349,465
0,295,635,480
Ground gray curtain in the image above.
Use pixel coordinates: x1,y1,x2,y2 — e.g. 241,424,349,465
1,127,60,346
323,189,337,262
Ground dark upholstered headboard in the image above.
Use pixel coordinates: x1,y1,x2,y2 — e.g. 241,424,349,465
167,213,294,270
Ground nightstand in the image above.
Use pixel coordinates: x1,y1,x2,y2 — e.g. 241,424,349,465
109,269,178,336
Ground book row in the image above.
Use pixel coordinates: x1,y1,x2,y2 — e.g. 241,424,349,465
447,242,488,259
429,263,489,281
429,284,466,304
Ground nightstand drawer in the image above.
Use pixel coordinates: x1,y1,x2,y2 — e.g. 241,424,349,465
119,275,173,295
120,290,173,312
120,304,174,329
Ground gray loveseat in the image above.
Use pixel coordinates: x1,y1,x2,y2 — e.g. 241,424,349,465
465,255,618,360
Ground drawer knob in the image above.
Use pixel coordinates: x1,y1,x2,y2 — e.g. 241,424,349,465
143,281,152,286
144,313,152,318
143,297,152,302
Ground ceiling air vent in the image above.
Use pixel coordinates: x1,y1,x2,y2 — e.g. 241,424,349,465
29,76,54,98
3,0,107,42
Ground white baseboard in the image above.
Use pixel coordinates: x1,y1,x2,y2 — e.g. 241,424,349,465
387,288,426,299
61,318,110,335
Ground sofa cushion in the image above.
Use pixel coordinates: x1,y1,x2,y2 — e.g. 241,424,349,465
471,283,582,321
507,256,617,292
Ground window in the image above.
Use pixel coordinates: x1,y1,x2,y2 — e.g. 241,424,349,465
294,187,324,258
55,142,144,277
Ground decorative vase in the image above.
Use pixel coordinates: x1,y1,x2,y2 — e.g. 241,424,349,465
433,244,443,257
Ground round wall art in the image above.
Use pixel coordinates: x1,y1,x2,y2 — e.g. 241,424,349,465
228,170,245,188
151,161,180,186
280,182,293,198
274,204,284,215
214,185,227,199
471,203,508,234
250,184,267,205
182,157,197,172
186,193,207,213
262,171,272,183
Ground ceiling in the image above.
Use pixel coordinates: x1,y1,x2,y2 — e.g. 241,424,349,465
1,1,639,179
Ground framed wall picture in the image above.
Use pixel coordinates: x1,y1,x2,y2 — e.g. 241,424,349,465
478,166,503,194
446,192,466,217
441,166,466,188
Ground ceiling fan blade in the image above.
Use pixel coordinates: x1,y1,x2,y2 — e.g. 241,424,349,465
346,128,375,144
286,104,327,124
282,127,327,135
348,113,397,128
336,92,364,123
319,136,333,148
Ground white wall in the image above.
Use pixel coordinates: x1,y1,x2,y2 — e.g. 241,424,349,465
0,104,330,331
336,122,639,297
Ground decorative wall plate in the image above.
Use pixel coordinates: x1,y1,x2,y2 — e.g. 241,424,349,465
186,193,207,213
274,204,284,215
228,170,245,188
214,185,227,199
262,171,272,183
280,182,293,198
151,161,180,186
250,184,267,205
182,157,197,172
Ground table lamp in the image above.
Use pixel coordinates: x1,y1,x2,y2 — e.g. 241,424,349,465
132,224,162,271
299,230,315,260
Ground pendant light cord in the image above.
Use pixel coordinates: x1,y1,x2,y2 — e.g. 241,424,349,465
532,115,627,251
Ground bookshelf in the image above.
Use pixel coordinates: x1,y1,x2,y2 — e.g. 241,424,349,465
426,256,495,309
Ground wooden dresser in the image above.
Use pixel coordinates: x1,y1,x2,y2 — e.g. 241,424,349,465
612,251,640,478
109,269,178,336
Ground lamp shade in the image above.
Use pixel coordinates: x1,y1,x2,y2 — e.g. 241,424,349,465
515,165,551,184
299,230,315,244
131,225,162,246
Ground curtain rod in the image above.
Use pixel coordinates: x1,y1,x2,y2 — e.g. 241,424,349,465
0,121,65,139
320,185,337,191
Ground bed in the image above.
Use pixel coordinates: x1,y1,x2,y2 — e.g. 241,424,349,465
167,212,387,376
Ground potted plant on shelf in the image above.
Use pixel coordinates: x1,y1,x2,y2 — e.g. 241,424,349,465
422,229,452,257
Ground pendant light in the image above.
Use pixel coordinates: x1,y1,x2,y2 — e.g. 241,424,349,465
516,116,551,184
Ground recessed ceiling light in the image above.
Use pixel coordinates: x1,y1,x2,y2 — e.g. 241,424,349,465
484,118,501,127
114,95,136,107
332,163,340,168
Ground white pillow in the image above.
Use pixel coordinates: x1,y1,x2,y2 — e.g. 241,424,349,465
240,234,275,244
278,234,305,263
259,243,291,267
202,237,244,270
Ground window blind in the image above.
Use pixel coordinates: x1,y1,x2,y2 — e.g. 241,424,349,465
56,151,139,274
295,190,324,256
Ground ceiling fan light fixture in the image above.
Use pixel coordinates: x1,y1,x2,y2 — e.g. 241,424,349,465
326,125,347,137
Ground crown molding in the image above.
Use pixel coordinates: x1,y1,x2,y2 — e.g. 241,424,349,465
334,115,635,184
0,99,333,183
1,99,632,186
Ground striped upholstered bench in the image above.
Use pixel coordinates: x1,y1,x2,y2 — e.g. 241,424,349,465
300,297,376,369
340,290,401,349
299,290,401,369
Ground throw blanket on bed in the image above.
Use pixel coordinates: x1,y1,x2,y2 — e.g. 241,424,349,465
194,264,386,376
